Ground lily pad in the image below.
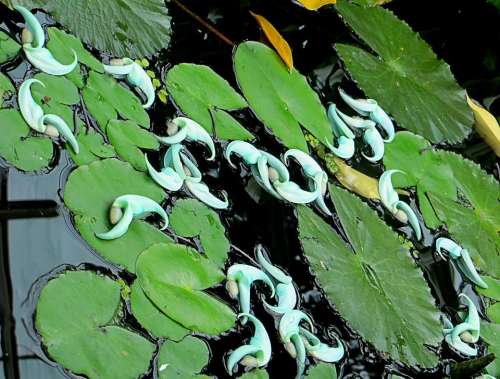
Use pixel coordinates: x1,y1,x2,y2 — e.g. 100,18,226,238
335,0,473,144
136,243,236,335
85,71,149,129
0,30,20,63
384,131,500,278
35,270,155,379
130,281,189,341
481,321,500,377
234,41,332,151
68,128,116,166
0,108,53,171
107,119,159,172
0,72,15,106
479,276,500,301
297,185,442,367
17,0,172,58
157,336,210,379
239,369,269,379
170,198,230,268
166,63,253,141
306,364,337,379
64,158,171,272
32,73,80,105
82,86,117,131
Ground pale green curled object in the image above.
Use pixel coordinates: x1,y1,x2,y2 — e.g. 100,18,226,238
226,313,272,375
299,327,344,363
435,238,488,289
378,169,422,240
144,154,183,191
279,310,314,379
226,264,275,324
442,293,480,357
18,79,79,153
15,6,77,75
335,107,384,162
156,117,216,160
338,87,395,142
103,58,155,109
95,194,168,240
325,103,355,159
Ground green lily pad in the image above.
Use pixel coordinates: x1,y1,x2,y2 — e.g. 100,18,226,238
479,277,500,301
239,369,269,379
64,158,171,272
234,41,332,152
481,321,500,377
297,185,442,367
82,86,117,131
68,128,116,166
107,119,159,172
17,0,171,58
0,30,20,63
335,0,473,144
157,336,210,379
0,72,15,107
85,71,149,129
130,281,189,341
136,243,236,335
0,108,53,171
32,73,80,105
166,63,253,141
384,131,500,278
35,270,155,379
170,198,230,268
306,364,337,379
488,303,500,323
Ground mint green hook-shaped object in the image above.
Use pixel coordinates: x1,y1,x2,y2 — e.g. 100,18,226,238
226,264,275,323
338,88,395,142
378,170,422,240
144,154,183,191
325,103,355,159
226,313,272,375
95,195,168,240
157,117,216,160
442,293,480,356
300,327,344,363
15,6,77,75
18,79,79,153
436,238,488,289
103,58,155,109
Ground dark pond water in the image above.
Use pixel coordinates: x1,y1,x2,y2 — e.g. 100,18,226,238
0,0,499,378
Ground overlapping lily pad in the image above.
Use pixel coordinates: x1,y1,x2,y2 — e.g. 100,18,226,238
68,128,116,166
157,336,210,378
136,242,236,335
64,158,171,271
306,364,337,379
170,198,230,268
35,270,155,379
0,30,20,63
32,73,80,105
335,0,473,144
166,63,253,141
239,369,269,379
0,108,53,171
234,41,332,151
297,185,442,367
384,131,500,278
0,72,14,106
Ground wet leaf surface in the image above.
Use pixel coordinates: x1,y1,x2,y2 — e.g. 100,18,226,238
0,72,14,106
0,30,20,63
68,128,116,166
157,335,210,378
32,73,80,105
481,321,500,376
305,363,337,378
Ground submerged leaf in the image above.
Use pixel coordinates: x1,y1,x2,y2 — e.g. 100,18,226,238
157,336,210,378
297,185,442,367
35,270,155,379
467,96,500,157
335,0,473,143
250,11,293,70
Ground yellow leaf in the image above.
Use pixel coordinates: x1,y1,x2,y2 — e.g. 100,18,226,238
250,11,293,71
467,95,500,158
294,0,336,11
332,157,380,200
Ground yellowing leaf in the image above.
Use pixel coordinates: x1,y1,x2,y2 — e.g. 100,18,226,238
467,95,500,158
294,0,336,11
249,11,293,70
332,157,380,200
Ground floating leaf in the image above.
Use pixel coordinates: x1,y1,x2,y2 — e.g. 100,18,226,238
297,185,442,367
36,270,155,379
479,277,500,301
234,41,332,151
335,0,473,143
0,31,20,63
85,71,149,129
170,198,230,268
32,73,80,105
0,73,15,107
157,336,210,378
481,321,500,377
0,109,53,171
306,364,337,378
165,63,253,141
384,131,500,278
488,303,500,323
250,11,293,70
130,281,189,341
136,243,236,335
16,0,171,58
68,128,116,166
107,119,159,172
295,0,336,10
467,96,500,157
64,159,171,272
239,369,269,379
82,86,117,131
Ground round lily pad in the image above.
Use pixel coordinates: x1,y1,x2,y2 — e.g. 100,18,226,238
157,336,210,378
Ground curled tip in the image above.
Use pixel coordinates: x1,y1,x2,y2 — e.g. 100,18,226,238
156,123,189,145
256,245,292,284
336,108,376,130
274,180,320,204
361,126,384,162
456,249,489,289
435,237,462,259
40,114,79,154
18,78,45,132
283,149,323,178
24,46,78,76
378,169,405,213
338,87,377,115
14,5,45,49
279,310,314,343
145,154,183,192
395,201,422,240
263,282,297,314
173,117,216,160
325,136,355,159
327,103,355,139
371,106,395,143
185,180,229,210
225,140,262,167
